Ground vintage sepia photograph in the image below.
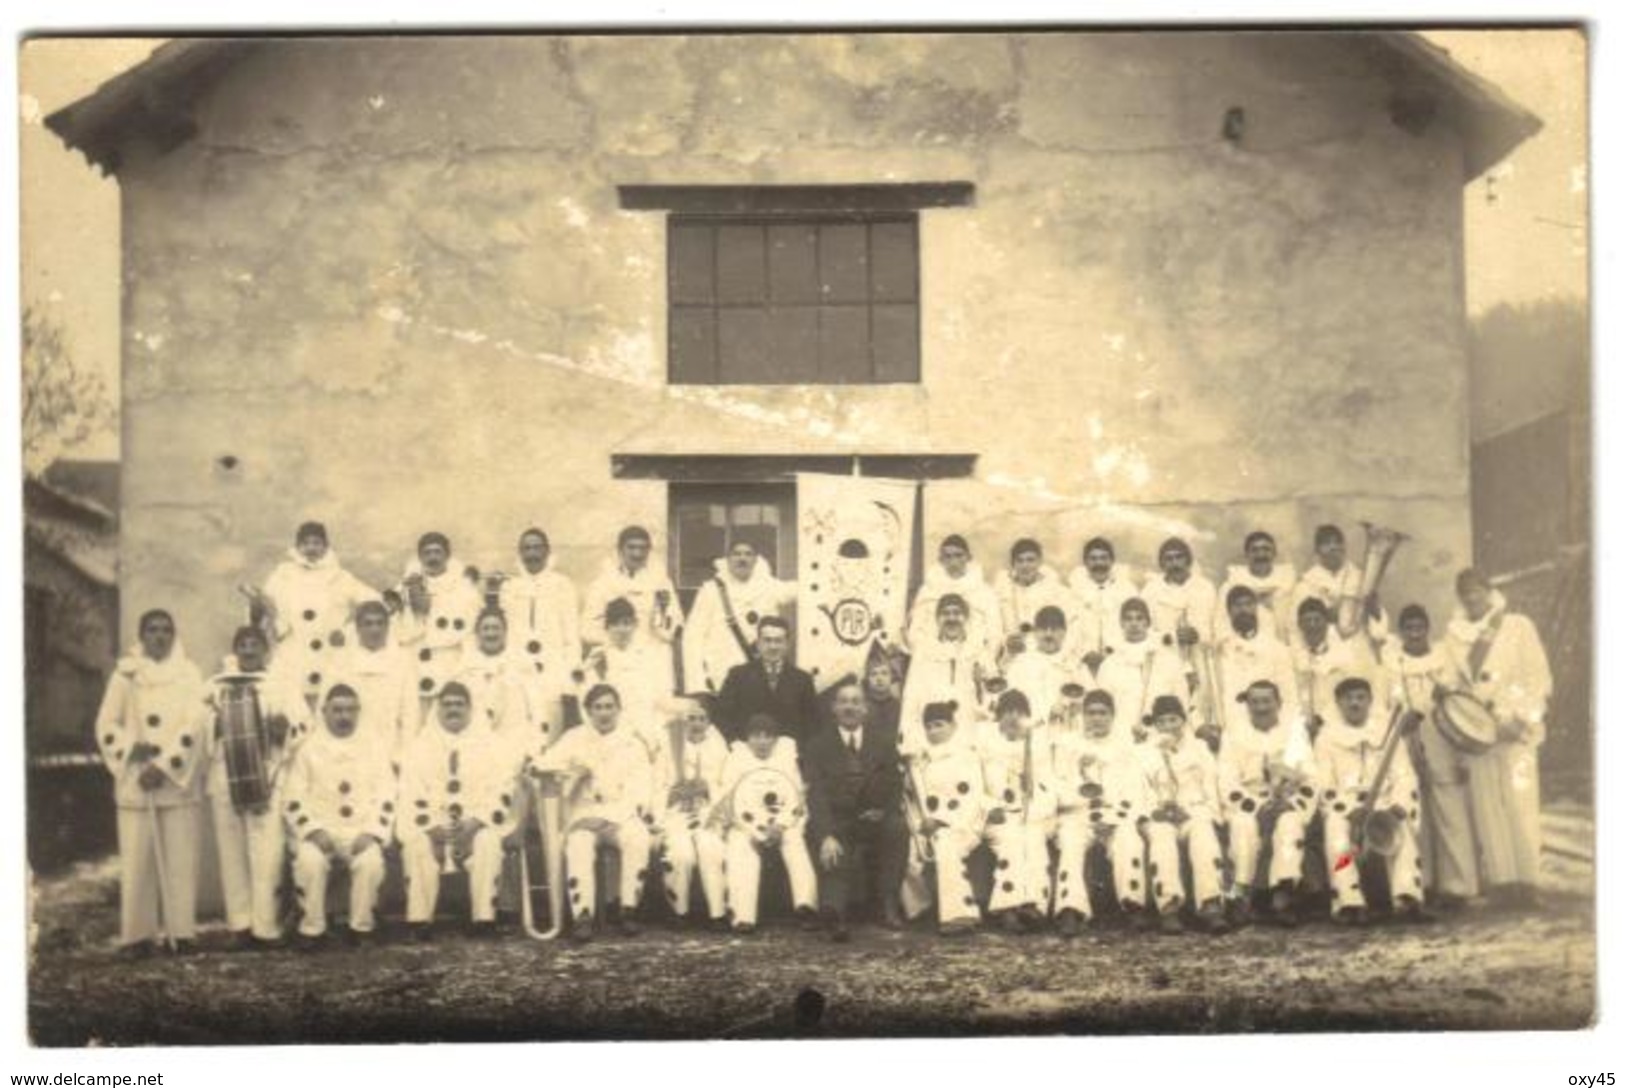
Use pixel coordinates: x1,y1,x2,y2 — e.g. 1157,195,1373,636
18,26,1593,1046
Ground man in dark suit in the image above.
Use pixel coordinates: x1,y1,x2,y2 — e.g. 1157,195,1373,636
714,616,823,747
804,678,908,940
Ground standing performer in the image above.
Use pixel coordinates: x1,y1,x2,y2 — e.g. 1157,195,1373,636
975,690,1057,932
1140,537,1219,645
1292,597,1384,734
577,597,677,751
720,714,819,934
682,540,796,696
906,534,1002,657
1004,605,1081,725
713,616,821,747
282,684,393,946
398,683,511,938
908,700,990,936
993,539,1070,656
1135,695,1229,934
1219,531,1299,644
495,527,580,730
246,521,377,708
393,532,483,705
1219,680,1318,926
202,625,307,949
1387,604,1478,909
1068,537,1138,675
1095,598,1186,741
328,600,420,761
536,684,656,941
1050,690,1151,935
455,608,545,739
1213,586,1301,739
94,610,207,956
899,594,996,753
1444,569,1552,910
1291,525,1363,633
652,697,730,928
582,526,680,651
805,680,908,940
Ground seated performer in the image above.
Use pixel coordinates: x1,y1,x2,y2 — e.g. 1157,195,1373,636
899,594,995,753
282,684,394,947
1068,537,1138,675
1443,569,1552,911
1213,586,1301,739
714,616,821,747
1095,597,1186,741
582,525,680,651
1140,536,1218,647
906,534,1002,657
328,600,420,761
992,539,1070,657
536,683,655,942
495,527,580,728
1315,678,1428,925
398,683,511,938
907,700,989,937
1051,689,1151,935
1219,531,1298,644
1135,695,1229,934
974,689,1057,933
202,625,307,949
720,714,819,934
1004,605,1079,725
1219,680,1318,927
652,697,730,928
805,679,907,940
577,596,675,751
95,609,207,956
1386,604,1478,909
682,540,796,697
247,521,377,708
393,531,483,705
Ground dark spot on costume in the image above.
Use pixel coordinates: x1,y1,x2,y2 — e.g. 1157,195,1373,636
1089,812,1103,823
946,800,959,811
179,734,193,748
415,799,428,809
103,733,116,746
1293,839,1304,850
436,618,449,630
1131,858,1142,869
997,858,1010,871
956,782,970,795
1299,786,1314,798
287,800,302,812
926,796,940,812
297,815,309,826
1003,789,1016,804
382,801,394,813
169,757,183,770
1323,789,1336,800
339,781,351,794
492,811,506,825
310,640,324,653
1357,791,1369,802
1241,799,1256,814
309,672,322,686
527,641,541,655
415,815,430,827
303,609,317,622
1228,791,1243,802
1154,882,1164,897
419,649,433,662
448,803,463,819
1409,808,1420,820
146,715,161,728
447,779,461,794
1130,879,1140,890
339,805,353,818
743,813,755,823
420,678,435,692
1001,881,1014,893
962,896,976,907
453,620,466,631
1333,802,1347,814
568,876,579,889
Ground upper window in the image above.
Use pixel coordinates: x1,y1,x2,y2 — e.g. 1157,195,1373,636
666,214,921,385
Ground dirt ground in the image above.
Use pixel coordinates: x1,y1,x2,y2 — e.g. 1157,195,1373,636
28,837,1595,1046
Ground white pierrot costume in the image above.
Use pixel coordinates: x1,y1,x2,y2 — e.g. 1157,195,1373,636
1386,640,1479,900
261,546,378,706
911,725,989,926
1134,729,1225,913
1217,708,1318,894
1051,726,1150,916
281,696,396,937
537,715,657,923
201,654,309,941
581,553,680,648
455,641,546,739
1313,709,1424,912
1292,626,1388,729
682,555,796,696
650,717,731,920
1139,567,1219,645
397,707,512,925
395,557,484,702
327,637,422,763
992,563,1071,653
899,632,995,755
497,560,580,698
906,558,1003,656
718,736,817,926
574,634,676,757
1219,560,1300,644
1095,635,1187,740
1066,563,1140,661
1004,645,1084,726
1213,627,1302,736
974,717,1057,915
95,638,208,947
1291,560,1393,649
1442,591,1552,889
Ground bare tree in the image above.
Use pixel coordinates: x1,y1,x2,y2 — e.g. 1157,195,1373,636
21,306,114,478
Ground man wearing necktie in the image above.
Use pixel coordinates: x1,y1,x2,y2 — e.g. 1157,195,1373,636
714,617,823,746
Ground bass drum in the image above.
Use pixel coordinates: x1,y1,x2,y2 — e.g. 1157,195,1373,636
1433,690,1499,756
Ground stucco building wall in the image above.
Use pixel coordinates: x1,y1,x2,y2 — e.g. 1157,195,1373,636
114,33,1473,657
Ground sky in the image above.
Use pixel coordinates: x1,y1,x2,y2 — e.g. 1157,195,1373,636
17,30,1589,464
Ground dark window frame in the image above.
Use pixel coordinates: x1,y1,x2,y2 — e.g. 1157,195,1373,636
667,481,799,612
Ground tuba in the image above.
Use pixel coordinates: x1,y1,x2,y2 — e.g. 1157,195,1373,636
1338,523,1407,638
519,765,568,940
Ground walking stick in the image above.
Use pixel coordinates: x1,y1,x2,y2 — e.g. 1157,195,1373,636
144,791,178,953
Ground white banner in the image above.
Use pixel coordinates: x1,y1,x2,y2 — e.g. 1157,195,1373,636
795,472,917,691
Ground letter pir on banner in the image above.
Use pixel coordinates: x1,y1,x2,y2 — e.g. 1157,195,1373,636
795,474,917,692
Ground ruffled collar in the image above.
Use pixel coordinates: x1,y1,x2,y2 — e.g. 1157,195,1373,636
1447,590,1508,644
286,545,340,573
116,640,195,685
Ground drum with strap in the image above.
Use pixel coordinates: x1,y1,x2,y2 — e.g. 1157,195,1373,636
728,766,803,832
1433,689,1499,756
217,676,272,811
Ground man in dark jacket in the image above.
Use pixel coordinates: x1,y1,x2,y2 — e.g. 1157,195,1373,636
804,678,908,940
714,616,823,746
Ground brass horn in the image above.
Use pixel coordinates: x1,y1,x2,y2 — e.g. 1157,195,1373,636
1338,523,1408,638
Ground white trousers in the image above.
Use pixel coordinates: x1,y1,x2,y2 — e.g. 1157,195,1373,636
1053,813,1144,915
116,802,200,946
661,817,727,919
1227,808,1307,892
1469,741,1542,887
1324,809,1423,911
292,839,386,936
1143,817,1223,912
986,820,1049,913
210,794,287,940
402,828,504,923
564,819,653,922
725,829,816,926
931,827,983,924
